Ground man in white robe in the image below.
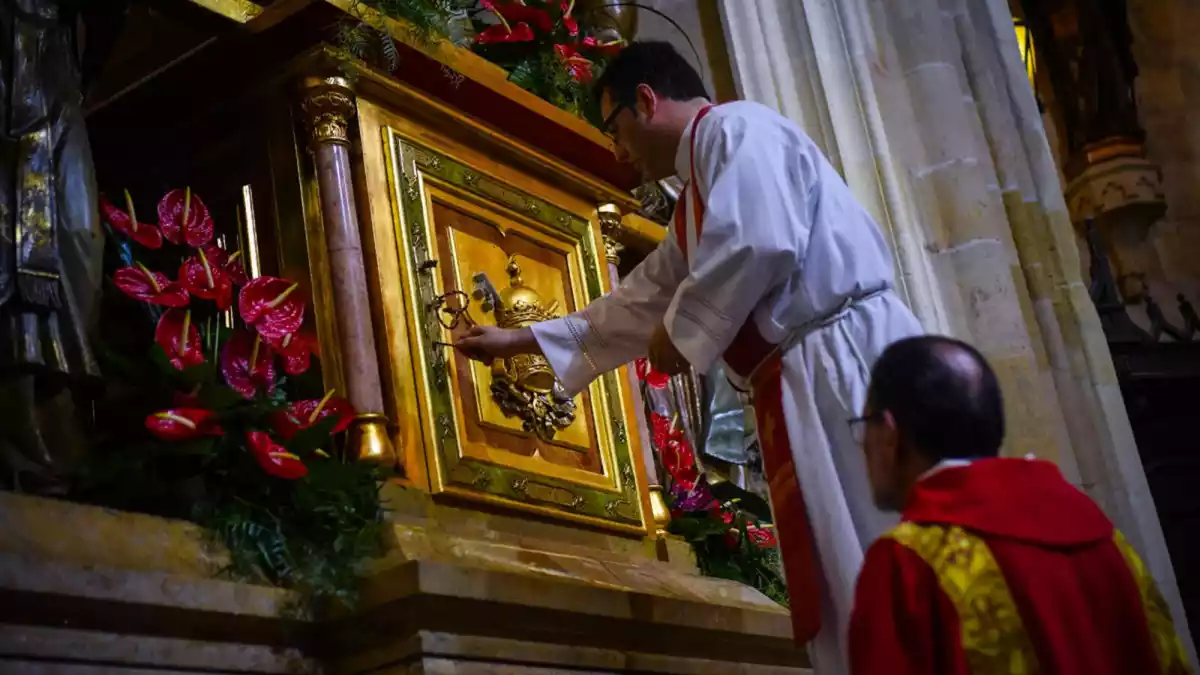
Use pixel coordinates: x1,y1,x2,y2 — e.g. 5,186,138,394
455,41,923,674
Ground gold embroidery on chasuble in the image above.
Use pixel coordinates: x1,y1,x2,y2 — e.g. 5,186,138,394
1112,530,1192,674
888,522,1039,675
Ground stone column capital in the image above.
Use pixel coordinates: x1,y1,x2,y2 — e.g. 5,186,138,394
597,203,624,266
298,76,356,147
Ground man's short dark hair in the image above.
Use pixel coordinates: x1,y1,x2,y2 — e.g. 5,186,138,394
867,335,1005,461
593,41,709,108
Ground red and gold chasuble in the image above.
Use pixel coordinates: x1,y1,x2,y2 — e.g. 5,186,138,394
848,458,1191,675
673,105,823,644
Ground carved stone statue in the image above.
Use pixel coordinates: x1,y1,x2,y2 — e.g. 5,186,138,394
0,0,103,493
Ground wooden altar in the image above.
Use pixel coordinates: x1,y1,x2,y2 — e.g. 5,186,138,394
0,2,807,673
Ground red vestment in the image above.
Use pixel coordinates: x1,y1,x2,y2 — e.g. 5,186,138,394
849,458,1191,675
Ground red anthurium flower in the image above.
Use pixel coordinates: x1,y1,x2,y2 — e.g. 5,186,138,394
475,21,535,44
179,248,234,310
581,35,624,58
220,329,277,399
145,408,223,441
246,431,307,480
265,330,316,376
238,276,305,341
635,358,670,389
554,44,593,83
481,0,553,31
157,187,214,248
113,264,190,307
155,309,205,370
559,1,578,36
709,503,736,525
650,413,699,491
201,245,248,285
747,524,778,549
99,191,163,249
270,389,356,441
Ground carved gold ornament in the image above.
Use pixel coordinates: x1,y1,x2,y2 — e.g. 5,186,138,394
473,256,576,440
299,76,356,146
597,203,623,266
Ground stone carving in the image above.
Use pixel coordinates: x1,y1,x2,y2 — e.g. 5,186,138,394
472,257,576,441
1,0,104,494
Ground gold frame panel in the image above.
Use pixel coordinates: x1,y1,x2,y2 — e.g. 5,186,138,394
356,99,648,534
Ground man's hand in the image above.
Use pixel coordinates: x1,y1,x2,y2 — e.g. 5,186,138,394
648,323,689,375
454,325,540,364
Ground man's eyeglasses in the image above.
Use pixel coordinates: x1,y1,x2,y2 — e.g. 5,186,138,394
600,102,630,136
847,413,882,444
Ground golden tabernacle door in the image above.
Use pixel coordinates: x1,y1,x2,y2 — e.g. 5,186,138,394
358,97,646,534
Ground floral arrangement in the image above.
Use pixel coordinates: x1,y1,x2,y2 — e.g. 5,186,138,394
337,1,622,118
74,188,387,611
635,359,788,605
470,0,623,116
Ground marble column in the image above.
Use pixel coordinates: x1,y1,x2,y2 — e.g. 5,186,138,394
598,204,672,536
298,76,399,471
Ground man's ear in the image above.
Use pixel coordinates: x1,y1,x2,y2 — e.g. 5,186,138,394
635,83,657,119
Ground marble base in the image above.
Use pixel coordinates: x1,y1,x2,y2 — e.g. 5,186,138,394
0,490,809,674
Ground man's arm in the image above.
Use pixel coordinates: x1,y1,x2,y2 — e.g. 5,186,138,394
664,113,816,372
527,238,687,395
849,539,946,675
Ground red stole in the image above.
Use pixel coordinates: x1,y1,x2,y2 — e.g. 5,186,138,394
672,104,822,644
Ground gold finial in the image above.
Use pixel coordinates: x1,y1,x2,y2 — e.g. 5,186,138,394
597,203,624,266
505,255,524,286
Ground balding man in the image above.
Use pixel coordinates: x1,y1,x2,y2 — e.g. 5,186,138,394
848,335,1191,675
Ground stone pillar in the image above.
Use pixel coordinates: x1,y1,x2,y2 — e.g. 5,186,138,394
717,0,952,337
598,204,671,536
298,76,399,471
716,0,1194,659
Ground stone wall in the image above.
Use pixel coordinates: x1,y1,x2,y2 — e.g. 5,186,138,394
1121,0,1200,322
713,0,1196,663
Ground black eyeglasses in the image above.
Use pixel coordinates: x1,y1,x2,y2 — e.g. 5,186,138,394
847,413,882,444
600,102,630,136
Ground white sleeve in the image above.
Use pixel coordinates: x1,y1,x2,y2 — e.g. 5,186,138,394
531,238,687,396
664,114,813,371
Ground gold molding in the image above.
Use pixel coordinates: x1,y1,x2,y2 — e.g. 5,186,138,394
299,76,356,146
297,46,639,212
184,0,264,23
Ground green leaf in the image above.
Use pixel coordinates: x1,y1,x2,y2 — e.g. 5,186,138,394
709,481,774,523
165,438,218,457
149,345,215,388
287,414,341,456
199,385,246,411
